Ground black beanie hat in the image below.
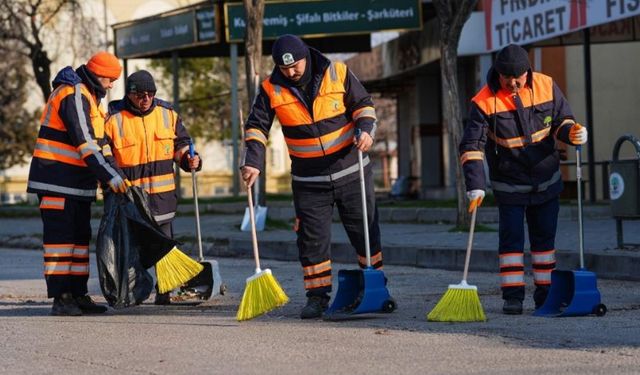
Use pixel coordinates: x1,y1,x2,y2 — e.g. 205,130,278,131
126,70,156,93
271,34,309,66
494,44,531,77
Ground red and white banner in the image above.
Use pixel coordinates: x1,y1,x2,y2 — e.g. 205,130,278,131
484,0,640,51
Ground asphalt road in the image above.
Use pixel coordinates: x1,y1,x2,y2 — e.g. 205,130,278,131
1,248,639,375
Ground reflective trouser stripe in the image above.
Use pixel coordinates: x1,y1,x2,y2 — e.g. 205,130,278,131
303,260,331,277
532,249,555,285
291,156,370,182
501,271,525,287
358,251,383,269
304,275,332,290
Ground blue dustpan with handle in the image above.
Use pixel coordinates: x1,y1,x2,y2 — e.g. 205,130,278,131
325,135,396,318
534,146,606,317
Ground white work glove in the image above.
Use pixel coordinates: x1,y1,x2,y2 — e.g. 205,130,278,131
569,123,588,145
108,175,129,194
466,189,485,212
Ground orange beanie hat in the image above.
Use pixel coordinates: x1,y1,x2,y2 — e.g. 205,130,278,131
86,51,122,80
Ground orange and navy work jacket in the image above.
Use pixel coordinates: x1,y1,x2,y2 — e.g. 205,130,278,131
104,98,194,224
460,70,577,205
243,48,377,187
28,66,123,201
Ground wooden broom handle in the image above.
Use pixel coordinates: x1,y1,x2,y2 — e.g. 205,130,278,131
247,184,261,272
462,205,478,282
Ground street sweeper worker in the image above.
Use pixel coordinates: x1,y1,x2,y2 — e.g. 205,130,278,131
103,70,202,305
459,44,588,315
27,51,127,316
240,34,389,319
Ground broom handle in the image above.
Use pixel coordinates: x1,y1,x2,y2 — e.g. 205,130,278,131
356,130,371,267
247,184,261,272
462,205,478,282
576,145,585,269
190,141,204,262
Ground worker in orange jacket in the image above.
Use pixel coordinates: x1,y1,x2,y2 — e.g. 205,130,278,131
103,70,201,305
241,34,389,319
27,51,128,316
460,44,588,314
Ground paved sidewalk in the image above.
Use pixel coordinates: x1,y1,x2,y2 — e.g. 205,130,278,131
1,204,639,280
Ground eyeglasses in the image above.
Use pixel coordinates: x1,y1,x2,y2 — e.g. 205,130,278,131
133,91,155,99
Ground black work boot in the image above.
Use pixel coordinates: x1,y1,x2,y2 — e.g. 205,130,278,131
300,295,330,319
503,299,523,315
534,286,550,309
51,293,82,316
154,284,171,305
75,295,108,314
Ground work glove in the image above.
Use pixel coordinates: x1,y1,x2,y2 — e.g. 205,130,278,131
108,175,129,193
569,123,588,145
466,189,485,213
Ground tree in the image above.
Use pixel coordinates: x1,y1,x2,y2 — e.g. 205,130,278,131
0,0,101,102
0,49,39,169
150,57,234,141
243,0,267,205
433,0,478,227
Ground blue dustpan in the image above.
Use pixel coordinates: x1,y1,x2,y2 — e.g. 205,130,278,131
534,269,605,317
325,268,395,315
534,147,606,318
325,148,396,318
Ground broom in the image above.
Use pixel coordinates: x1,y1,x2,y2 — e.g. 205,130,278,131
236,184,289,321
126,185,204,294
427,197,486,322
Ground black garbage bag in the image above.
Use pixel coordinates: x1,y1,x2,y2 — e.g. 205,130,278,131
96,186,178,308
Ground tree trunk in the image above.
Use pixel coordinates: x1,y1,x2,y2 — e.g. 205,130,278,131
243,0,267,205
433,0,478,227
31,46,52,101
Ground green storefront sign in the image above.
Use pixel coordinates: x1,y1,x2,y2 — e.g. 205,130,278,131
225,0,422,42
115,6,217,58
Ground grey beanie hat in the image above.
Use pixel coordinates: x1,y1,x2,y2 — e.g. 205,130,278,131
126,70,156,93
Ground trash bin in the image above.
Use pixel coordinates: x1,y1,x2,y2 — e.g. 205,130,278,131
608,134,640,248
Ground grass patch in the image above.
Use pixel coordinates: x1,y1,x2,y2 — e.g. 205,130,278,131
448,223,497,233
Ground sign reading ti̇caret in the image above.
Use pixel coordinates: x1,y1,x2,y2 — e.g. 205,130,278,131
224,0,422,42
484,0,640,51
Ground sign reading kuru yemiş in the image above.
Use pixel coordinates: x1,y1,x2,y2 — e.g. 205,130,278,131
224,0,422,42
114,5,217,58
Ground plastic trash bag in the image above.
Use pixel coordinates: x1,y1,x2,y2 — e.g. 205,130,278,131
96,186,178,308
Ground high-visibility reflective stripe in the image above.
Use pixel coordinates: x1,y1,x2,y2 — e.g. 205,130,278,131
33,138,86,167
73,84,121,181
291,156,370,182
131,174,176,194
303,260,331,276
114,112,124,138
78,141,101,159
491,170,561,193
304,275,332,289
73,246,89,258
40,197,65,210
154,212,175,222
70,264,90,275
274,84,281,95
42,86,65,128
28,181,96,197
245,128,268,145
44,262,72,275
532,249,555,265
500,271,525,287
161,107,171,130
353,107,376,121
44,244,74,256
460,151,484,165
358,251,382,266
488,126,551,149
329,62,337,81
499,253,524,268
285,123,354,158
533,269,552,284
102,144,113,157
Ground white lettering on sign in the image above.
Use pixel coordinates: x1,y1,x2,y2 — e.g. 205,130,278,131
296,12,321,26
264,14,288,27
485,0,640,51
323,11,359,22
367,8,414,21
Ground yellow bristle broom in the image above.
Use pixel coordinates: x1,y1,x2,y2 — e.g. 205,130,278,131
127,184,204,295
427,198,486,322
155,247,204,294
237,184,289,321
